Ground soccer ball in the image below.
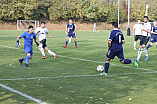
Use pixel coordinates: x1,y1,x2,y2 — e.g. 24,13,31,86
97,65,104,72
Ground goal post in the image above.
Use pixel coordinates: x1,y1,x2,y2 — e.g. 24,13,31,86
17,20,39,30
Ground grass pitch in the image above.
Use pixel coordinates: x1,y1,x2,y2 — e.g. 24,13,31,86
0,30,157,104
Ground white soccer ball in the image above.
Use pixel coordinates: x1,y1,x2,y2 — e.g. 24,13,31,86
97,65,104,72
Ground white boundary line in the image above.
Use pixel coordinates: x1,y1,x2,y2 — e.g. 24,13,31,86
0,45,156,72
0,71,157,81
0,83,47,104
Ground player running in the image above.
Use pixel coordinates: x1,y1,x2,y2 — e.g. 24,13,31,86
135,4,151,61
101,21,138,76
35,22,57,59
63,20,77,48
146,20,157,49
133,20,143,50
16,25,39,68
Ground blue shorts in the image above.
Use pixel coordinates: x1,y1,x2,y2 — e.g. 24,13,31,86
67,33,76,38
24,47,33,56
150,34,157,43
106,49,124,61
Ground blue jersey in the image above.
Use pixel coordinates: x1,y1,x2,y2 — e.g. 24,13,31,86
20,31,36,47
67,23,76,33
109,30,124,50
151,25,157,35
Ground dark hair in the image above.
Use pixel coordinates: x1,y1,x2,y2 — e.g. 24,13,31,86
112,21,118,28
28,25,33,29
41,21,45,24
144,16,148,20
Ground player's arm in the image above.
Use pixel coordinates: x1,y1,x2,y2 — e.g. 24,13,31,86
142,29,151,33
35,31,40,35
65,25,68,35
16,36,21,47
108,40,111,50
46,32,52,38
34,38,39,47
133,27,135,36
73,24,77,34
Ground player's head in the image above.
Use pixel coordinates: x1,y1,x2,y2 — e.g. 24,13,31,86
137,20,141,24
153,20,157,26
112,21,118,29
144,16,148,23
69,20,72,24
28,25,33,34
41,21,45,28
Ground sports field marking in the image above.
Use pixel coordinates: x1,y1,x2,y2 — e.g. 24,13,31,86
0,83,47,104
0,45,156,72
0,71,157,81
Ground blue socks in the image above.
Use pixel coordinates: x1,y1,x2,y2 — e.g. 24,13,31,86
123,59,132,64
75,41,77,46
65,41,68,46
147,44,151,49
104,62,109,73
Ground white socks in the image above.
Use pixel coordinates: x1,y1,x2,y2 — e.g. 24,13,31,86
134,42,136,49
144,48,148,56
137,48,142,59
48,50,56,56
69,37,72,43
39,45,45,56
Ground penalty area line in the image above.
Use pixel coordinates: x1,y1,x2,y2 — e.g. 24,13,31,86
0,71,157,81
0,45,156,72
0,83,47,104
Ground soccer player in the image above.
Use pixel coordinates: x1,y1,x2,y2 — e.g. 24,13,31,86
146,20,157,49
63,20,77,48
101,21,138,76
16,25,39,68
35,22,57,59
135,4,151,61
133,20,143,50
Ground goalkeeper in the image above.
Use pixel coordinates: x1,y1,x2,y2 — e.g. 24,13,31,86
16,25,39,68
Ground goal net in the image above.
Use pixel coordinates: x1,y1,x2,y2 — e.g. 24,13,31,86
17,20,39,30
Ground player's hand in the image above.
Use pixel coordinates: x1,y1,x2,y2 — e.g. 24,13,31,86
73,31,75,34
108,47,110,50
66,32,68,35
16,41,19,47
146,4,149,9
49,36,52,38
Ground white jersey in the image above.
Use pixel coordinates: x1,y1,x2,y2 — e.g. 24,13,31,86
142,22,151,37
35,27,48,41
133,23,142,35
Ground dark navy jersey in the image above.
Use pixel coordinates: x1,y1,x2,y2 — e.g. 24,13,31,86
151,25,157,35
108,29,124,50
67,23,76,33
20,31,36,47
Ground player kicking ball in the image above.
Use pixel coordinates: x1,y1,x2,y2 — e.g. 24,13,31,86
101,21,138,76
35,22,57,59
16,25,39,68
63,20,77,48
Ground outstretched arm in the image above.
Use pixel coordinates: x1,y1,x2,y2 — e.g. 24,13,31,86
47,32,52,38
16,36,21,47
34,39,39,47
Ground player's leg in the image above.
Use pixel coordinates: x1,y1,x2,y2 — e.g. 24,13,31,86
69,36,72,43
143,37,149,61
44,47,57,58
72,33,77,48
147,35,154,49
136,37,144,61
39,43,46,59
134,35,138,50
63,37,70,48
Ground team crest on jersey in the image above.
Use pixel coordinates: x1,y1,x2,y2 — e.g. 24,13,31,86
31,36,33,38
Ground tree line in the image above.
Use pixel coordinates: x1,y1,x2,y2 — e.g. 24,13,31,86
0,0,157,23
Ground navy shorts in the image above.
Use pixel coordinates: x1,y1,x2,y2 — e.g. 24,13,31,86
106,49,124,61
150,34,157,43
24,47,33,56
40,39,47,48
67,33,76,38
140,36,150,45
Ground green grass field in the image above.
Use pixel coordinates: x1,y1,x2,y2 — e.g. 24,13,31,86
0,30,157,104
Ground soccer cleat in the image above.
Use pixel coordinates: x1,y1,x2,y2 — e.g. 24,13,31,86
100,72,108,76
42,56,46,59
19,59,23,65
54,54,57,58
135,58,139,61
132,60,138,68
63,45,67,48
25,64,29,68
144,56,148,61
75,46,77,48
